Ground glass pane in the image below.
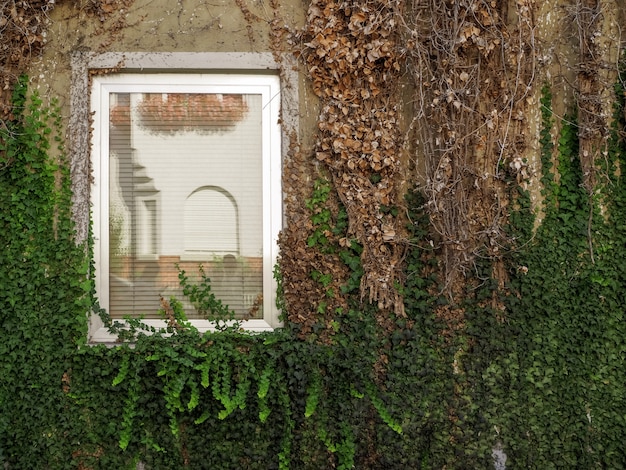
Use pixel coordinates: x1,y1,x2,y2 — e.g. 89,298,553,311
108,92,263,320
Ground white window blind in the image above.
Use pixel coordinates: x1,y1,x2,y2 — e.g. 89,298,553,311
108,91,263,319
91,73,282,332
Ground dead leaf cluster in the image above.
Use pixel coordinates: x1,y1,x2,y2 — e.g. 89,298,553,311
278,201,352,342
297,0,407,319
302,1,400,102
278,137,355,341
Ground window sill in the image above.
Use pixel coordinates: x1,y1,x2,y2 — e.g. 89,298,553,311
88,317,279,344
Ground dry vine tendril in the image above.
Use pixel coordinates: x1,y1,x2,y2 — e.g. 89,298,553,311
402,0,536,299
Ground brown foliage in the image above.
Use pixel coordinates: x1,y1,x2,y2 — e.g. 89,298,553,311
278,192,352,341
404,0,536,300
0,0,52,119
299,0,407,317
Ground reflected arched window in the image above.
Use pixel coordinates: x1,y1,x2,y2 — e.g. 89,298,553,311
184,186,239,255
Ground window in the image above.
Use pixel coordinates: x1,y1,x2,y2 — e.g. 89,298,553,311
90,72,282,340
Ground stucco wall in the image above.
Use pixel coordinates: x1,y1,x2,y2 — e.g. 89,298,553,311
27,0,315,243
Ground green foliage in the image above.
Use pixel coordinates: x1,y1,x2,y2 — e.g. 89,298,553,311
306,177,364,298
0,76,90,467
445,78,626,469
539,83,557,203
305,178,334,251
178,264,240,329
0,78,411,470
4,62,626,469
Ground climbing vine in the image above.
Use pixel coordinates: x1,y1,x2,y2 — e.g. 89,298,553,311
2,0,626,469
0,75,91,466
292,0,407,324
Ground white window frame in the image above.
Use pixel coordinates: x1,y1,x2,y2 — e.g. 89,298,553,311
89,72,283,342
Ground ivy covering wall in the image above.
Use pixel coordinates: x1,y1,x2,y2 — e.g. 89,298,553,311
2,0,626,468
1,67,626,468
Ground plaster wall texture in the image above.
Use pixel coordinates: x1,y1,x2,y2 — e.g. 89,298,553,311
30,0,310,119
27,0,315,243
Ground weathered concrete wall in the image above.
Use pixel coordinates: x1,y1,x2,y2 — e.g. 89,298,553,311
31,0,305,80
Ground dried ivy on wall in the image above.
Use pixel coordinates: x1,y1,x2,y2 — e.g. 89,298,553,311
403,0,536,298
278,0,540,336
0,0,52,119
298,0,406,317
275,0,409,341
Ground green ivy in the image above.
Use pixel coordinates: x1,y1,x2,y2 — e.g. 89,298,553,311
3,60,626,469
0,76,90,467
451,79,626,469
